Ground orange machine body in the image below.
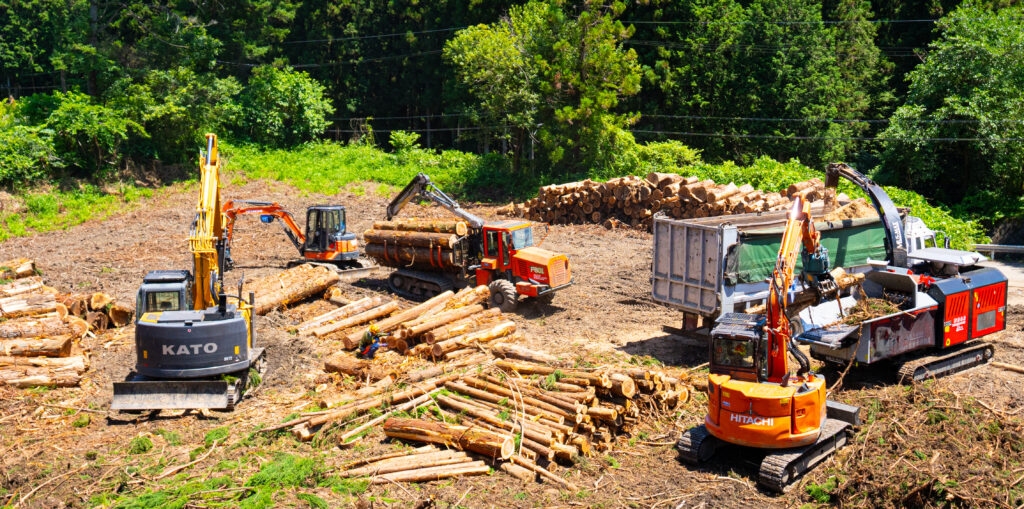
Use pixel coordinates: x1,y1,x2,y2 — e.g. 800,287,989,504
222,202,359,265
705,197,830,449
474,220,572,298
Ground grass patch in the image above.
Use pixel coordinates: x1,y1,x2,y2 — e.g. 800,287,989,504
245,454,320,489
128,436,153,455
0,184,154,241
71,414,90,428
154,429,181,446
205,426,230,447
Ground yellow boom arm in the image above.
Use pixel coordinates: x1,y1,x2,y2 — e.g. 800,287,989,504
189,133,224,310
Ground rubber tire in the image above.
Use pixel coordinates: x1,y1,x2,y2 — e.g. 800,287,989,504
488,280,518,312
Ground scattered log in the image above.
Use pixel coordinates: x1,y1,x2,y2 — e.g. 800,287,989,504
0,258,36,280
383,417,515,460
0,336,73,357
340,450,471,477
89,292,113,311
0,354,87,372
312,300,399,339
430,321,516,357
500,462,536,482
323,287,350,307
370,461,489,484
323,354,394,381
992,361,1024,375
338,445,437,471
0,293,57,319
510,456,579,491
443,285,490,310
296,296,384,333
422,308,502,344
345,291,455,347
400,304,486,339
488,343,566,366
107,303,134,328
338,392,436,446
249,264,341,315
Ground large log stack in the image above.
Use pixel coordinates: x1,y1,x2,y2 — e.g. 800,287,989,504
271,345,693,487
362,219,472,272
246,263,341,315
0,258,101,388
514,172,836,230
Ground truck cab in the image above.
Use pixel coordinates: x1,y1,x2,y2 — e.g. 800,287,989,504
477,221,572,308
135,270,193,321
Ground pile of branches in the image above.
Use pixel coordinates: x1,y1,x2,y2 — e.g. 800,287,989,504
804,384,1024,507
265,347,693,487
509,172,837,230
0,258,118,387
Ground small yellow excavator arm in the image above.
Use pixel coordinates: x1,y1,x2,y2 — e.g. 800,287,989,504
188,133,225,310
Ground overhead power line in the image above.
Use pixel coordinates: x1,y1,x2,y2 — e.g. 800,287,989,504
631,129,1024,142
624,16,1021,26
638,114,1024,125
280,26,467,45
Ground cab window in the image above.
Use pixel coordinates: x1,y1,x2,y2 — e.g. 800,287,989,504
146,291,181,312
712,337,755,369
485,230,500,257
510,227,534,249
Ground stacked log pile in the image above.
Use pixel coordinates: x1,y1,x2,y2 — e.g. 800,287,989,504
59,291,134,331
297,285,518,357
362,219,472,272
513,172,835,229
272,344,692,486
0,258,98,388
247,263,341,315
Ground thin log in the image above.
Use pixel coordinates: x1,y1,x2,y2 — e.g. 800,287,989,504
312,301,399,338
992,361,1024,375
338,445,437,471
488,343,566,366
445,381,565,423
462,376,572,420
345,291,455,346
422,308,502,344
462,417,554,461
500,462,536,482
383,417,514,459
404,353,491,384
338,392,436,446
431,321,516,357
340,450,470,477
296,296,382,333
442,285,490,310
401,304,486,339
510,456,578,491
434,395,554,446
370,461,489,484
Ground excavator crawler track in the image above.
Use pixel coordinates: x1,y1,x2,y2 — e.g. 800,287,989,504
758,418,851,493
388,269,455,300
896,342,994,383
676,425,719,465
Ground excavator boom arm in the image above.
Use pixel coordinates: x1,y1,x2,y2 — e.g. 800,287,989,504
825,163,907,267
387,173,485,229
188,134,225,310
223,201,306,253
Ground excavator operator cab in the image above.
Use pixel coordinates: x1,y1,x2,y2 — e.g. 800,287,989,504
135,270,193,321
302,205,358,262
709,313,766,382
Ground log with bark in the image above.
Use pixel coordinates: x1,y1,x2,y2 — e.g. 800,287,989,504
363,243,459,271
0,276,44,298
430,321,516,357
372,219,469,236
0,258,36,280
312,300,400,339
396,304,486,340
0,293,57,318
421,308,502,344
248,264,341,315
323,354,394,381
0,316,87,339
488,343,567,366
295,296,384,334
0,335,73,357
383,417,515,459
107,303,134,327
362,229,459,249
343,290,455,346
89,292,113,311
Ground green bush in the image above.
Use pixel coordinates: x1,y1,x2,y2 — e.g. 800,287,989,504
0,125,62,185
237,66,333,147
43,92,143,176
106,68,241,164
389,130,421,152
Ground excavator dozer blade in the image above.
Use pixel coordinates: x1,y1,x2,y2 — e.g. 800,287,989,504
336,266,372,282
111,380,232,411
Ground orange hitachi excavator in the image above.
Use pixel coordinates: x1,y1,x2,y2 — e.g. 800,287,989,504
221,201,370,276
677,196,860,492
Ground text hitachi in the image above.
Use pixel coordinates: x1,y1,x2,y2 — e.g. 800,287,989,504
730,413,774,426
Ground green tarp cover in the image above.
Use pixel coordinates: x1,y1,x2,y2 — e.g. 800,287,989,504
725,218,887,284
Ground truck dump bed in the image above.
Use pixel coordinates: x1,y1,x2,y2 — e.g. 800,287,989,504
651,207,888,321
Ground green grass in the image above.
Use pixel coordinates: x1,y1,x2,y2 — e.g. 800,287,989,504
0,183,153,241
71,414,90,428
128,436,153,455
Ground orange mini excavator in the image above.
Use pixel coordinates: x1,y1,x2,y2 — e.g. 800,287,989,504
221,201,371,276
677,196,860,492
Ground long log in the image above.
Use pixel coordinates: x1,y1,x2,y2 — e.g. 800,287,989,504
404,353,491,384
362,229,458,249
372,219,469,236
323,354,393,381
431,321,516,357
338,392,435,446
477,374,582,416
461,416,555,461
370,461,490,484
462,376,572,420
444,381,564,424
494,359,610,388
249,264,341,315
488,343,566,366
0,293,57,319
422,308,502,344
434,394,554,446
0,354,88,372
312,300,399,338
442,285,490,310
0,258,36,280
0,316,84,339
992,361,1024,375
0,336,73,357
0,369,81,388
364,243,459,270
0,276,43,298
296,296,383,333
340,450,470,477
339,445,436,470
383,417,514,459
401,304,486,339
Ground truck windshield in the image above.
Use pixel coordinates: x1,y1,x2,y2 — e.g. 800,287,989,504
146,291,181,312
712,337,755,369
510,227,535,249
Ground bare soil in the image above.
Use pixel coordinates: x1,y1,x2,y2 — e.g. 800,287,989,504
0,177,1021,508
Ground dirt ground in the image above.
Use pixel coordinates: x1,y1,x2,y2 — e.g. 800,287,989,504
1,176,1021,508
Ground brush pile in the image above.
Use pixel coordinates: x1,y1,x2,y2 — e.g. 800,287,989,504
295,285,518,357
509,172,839,230
839,297,903,326
362,219,472,272
0,258,118,387
271,346,693,487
